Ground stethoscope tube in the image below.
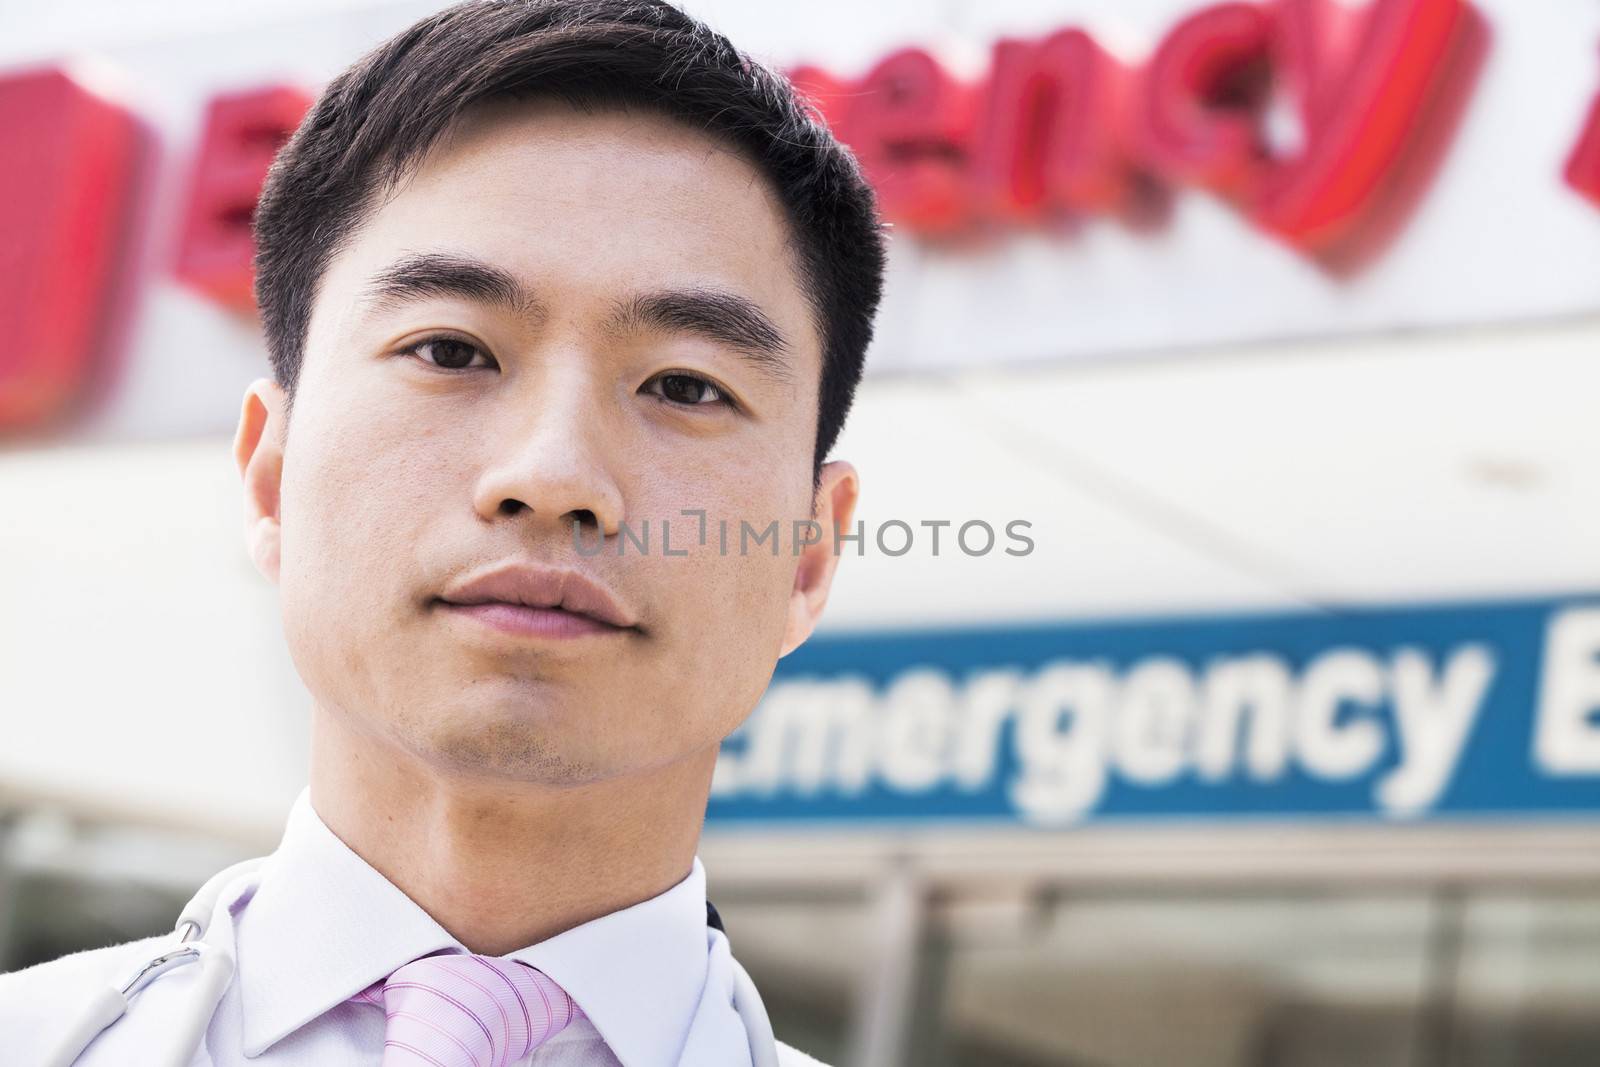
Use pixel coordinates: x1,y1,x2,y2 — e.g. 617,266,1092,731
42,857,780,1067
42,857,262,1067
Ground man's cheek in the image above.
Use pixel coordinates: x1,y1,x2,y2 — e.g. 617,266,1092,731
311,446,434,543
718,556,795,656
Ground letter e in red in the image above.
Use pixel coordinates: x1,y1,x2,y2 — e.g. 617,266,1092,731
173,85,310,312
845,48,978,234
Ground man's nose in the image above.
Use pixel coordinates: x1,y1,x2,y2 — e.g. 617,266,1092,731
470,366,625,541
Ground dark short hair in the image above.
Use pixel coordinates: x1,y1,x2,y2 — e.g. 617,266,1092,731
252,0,886,475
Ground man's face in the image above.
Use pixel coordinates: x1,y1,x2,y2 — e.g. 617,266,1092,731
248,101,849,786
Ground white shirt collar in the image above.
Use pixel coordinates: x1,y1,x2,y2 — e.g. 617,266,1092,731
234,786,710,1067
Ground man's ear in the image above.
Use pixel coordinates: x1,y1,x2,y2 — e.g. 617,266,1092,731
779,460,859,658
234,377,287,584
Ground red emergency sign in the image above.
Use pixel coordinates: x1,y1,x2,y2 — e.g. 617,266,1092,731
1,0,1597,436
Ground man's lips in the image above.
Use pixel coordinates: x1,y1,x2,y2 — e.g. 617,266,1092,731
436,600,628,639
435,561,640,638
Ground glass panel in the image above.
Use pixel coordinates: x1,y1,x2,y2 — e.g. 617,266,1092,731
1452,892,1600,1067
932,891,1437,1067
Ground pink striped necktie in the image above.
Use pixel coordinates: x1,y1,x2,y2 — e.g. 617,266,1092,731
351,952,585,1066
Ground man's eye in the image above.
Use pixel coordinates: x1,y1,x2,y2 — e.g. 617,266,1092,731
648,373,727,407
404,337,495,370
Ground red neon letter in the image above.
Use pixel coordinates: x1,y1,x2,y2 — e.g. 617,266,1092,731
1564,48,1600,206
1134,3,1277,197
839,48,978,234
1250,0,1488,264
972,28,1137,221
173,85,311,311
0,67,142,433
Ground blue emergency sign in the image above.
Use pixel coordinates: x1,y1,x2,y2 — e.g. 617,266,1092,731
707,594,1600,827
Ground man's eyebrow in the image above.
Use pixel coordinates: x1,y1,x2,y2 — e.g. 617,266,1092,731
611,287,794,384
358,252,545,323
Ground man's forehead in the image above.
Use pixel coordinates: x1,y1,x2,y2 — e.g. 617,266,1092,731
447,94,735,145
411,95,777,206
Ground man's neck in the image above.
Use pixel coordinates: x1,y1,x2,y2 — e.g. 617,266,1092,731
307,709,715,956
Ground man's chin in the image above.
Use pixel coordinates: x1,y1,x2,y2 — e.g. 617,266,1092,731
415,717,605,787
